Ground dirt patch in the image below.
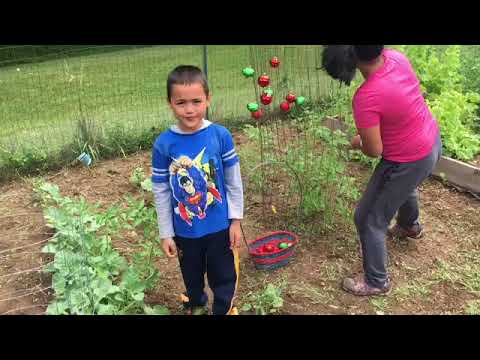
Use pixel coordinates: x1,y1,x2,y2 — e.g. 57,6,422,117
0,182,52,314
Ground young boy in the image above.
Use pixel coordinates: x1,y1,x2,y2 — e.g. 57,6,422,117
151,65,244,315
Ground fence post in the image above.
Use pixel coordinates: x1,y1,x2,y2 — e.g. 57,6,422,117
202,45,209,120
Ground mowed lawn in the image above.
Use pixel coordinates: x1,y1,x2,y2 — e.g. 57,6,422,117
0,45,331,158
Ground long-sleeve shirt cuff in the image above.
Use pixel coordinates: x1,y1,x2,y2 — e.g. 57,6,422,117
224,162,244,220
152,182,175,239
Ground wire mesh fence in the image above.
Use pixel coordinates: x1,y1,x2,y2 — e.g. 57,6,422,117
0,45,339,180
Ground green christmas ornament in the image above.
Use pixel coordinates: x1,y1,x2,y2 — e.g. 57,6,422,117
247,102,259,112
242,67,255,78
296,96,306,106
278,242,289,249
263,88,274,96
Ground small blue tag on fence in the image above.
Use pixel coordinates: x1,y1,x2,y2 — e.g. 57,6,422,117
77,152,92,167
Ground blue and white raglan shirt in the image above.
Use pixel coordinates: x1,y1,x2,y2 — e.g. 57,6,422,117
151,120,244,239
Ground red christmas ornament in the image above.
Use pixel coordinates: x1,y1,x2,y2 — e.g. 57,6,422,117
270,56,280,68
260,93,273,105
280,101,290,112
258,74,270,87
286,93,296,103
251,109,264,119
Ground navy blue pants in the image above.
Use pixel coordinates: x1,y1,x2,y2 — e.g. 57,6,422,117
174,229,239,315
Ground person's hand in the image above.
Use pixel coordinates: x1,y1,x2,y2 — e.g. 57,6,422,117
162,238,177,258
179,156,193,168
229,220,242,250
350,134,363,150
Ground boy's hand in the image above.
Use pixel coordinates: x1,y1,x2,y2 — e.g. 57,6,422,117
350,134,363,150
229,220,242,250
162,238,177,258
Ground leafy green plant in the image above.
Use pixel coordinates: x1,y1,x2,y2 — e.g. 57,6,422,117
141,178,153,192
130,167,145,187
34,180,168,315
0,124,165,184
242,124,262,142
285,120,360,228
238,124,277,198
394,45,464,98
240,112,360,234
75,118,102,162
241,283,284,315
427,89,480,161
130,167,153,192
348,150,380,170
460,46,480,125
391,45,480,160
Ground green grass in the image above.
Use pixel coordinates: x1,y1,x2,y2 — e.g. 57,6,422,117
432,252,480,295
1,45,332,138
465,300,480,315
0,45,334,181
0,46,205,138
370,297,389,314
0,45,151,68
392,280,433,302
290,281,335,305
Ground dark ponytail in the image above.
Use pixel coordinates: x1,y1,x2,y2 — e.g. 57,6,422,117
321,45,357,86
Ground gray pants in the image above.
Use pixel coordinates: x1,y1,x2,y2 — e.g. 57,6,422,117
354,133,442,288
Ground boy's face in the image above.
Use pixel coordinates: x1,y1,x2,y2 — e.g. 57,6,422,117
169,83,211,132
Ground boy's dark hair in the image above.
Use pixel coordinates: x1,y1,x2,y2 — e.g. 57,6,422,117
353,45,384,63
167,65,209,101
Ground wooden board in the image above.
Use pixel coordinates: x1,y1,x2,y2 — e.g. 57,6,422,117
432,156,480,194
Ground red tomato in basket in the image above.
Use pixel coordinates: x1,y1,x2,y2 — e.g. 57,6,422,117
263,244,275,253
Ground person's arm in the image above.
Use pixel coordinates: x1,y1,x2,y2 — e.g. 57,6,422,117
224,162,244,221
152,182,175,239
352,91,383,158
221,128,244,249
152,181,177,258
152,143,177,258
351,125,383,158
224,163,244,250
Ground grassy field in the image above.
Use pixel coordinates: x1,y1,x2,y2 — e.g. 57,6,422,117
0,45,332,138
1,46,204,139
0,45,334,179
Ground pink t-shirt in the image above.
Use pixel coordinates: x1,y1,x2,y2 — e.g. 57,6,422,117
352,48,439,163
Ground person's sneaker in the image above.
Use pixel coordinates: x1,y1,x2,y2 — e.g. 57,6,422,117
387,223,423,240
342,275,392,297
